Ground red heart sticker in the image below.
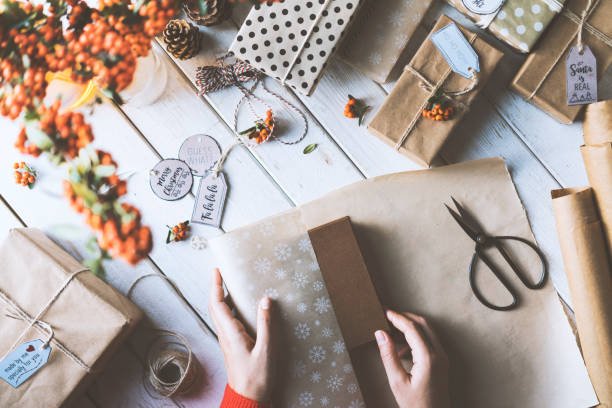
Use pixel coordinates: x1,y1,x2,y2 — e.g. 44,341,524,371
26,345,35,352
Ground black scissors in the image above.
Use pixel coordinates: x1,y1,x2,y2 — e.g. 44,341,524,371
445,197,547,311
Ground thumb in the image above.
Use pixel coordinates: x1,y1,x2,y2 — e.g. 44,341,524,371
375,330,409,390
253,297,273,356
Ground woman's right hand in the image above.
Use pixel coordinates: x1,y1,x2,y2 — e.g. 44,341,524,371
375,311,450,408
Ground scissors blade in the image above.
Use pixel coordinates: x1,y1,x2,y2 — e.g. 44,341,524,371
451,197,486,234
445,203,479,242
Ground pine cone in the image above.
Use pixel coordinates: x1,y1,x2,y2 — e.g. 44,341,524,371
183,0,232,27
162,19,201,60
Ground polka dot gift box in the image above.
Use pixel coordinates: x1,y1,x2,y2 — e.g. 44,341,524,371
444,0,565,52
229,0,362,96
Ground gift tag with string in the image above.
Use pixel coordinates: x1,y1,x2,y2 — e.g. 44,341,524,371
461,0,505,15
0,340,51,388
566,45,597,106
178,134,222,177
191,172,227,228
430,22,480,79
149,159,194,201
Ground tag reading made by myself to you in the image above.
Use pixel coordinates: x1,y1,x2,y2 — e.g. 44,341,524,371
0,340,51,388
430,22,480,79
191,173,227,228
566,45,597,106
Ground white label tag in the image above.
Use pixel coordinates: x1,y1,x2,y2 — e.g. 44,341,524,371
149,159,194,201
430,22,480,79
0,340,51,388
178,134,222,177
191,173,228,228
461,0,505,15
566,46,597,106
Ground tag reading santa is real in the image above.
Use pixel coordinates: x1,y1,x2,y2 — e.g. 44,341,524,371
566,46,597,106
0,340,51,388
430,22,480,79
191,173,227,228
461,0,505,15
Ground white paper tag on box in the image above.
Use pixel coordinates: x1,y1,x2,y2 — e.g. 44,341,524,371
566,46,597,106
191,172,227,228
0,340,51,388
430,22,480,79
461,0,505,15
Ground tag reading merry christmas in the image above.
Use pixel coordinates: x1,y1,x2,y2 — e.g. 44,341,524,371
191,173,227,228
461,0,505,15
178,134,222,177
0,340,51,388
566,46,597,106
430,22,480,79
149,159,194,201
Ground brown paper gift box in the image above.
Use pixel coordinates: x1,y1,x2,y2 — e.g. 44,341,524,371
367,15,503,167
511,0,612,124
0,228,143,408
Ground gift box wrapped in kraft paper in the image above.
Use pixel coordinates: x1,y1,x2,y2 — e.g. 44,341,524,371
367,16,503,167
228,0,362,96
0,229,143,407
511,0,612,124
336,0,434,83
444,0,565,53
211,158,597,407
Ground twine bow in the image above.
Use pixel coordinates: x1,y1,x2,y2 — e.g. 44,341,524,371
195,58,261,95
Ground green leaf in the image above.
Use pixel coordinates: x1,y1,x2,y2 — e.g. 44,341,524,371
83,258,105,278
303,143,318,154
238,126,256,135
94,165,116,178
25,120,54,150
70,181,98,206
166,229,174,244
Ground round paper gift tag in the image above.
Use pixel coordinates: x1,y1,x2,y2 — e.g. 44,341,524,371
178,134,222,177
149,159,194,201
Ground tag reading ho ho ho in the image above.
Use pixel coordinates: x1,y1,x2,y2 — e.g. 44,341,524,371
430,22,480,79
566,46,597,106
191,172,227,228
461,0,505,15
0,340,51,388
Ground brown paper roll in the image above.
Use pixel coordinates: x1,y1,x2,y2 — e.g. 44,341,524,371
552,187,612,407
584,100,612,145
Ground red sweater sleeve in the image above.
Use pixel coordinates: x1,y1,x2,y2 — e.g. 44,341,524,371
219,384,267,408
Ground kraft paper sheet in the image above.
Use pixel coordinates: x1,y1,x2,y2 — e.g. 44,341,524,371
212,158,597,407
552,188,612,407
0,229,143,407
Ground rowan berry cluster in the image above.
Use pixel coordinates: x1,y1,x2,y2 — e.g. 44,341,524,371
239,110,274,144
166,221,189,243
13,162,37,188
422,103,454,121
343,95,370,126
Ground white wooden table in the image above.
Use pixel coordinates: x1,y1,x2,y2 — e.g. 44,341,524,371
1,2,610,407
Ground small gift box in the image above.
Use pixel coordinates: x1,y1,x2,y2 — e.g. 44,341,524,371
510,0,612,124
0,229,142,407
336,0,435,83
367,15,503,167
228,0,362,96
210,216,389,408
445,0,565,53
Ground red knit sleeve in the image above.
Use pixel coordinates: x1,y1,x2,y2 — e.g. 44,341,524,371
219,384,267,408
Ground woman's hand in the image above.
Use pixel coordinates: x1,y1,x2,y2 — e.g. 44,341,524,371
375,311,450,408
209,268,276,403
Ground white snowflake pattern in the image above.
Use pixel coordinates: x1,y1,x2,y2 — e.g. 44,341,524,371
348,399,365,408
347,383,358,394
331,361,336,367
327,374,344,392
274,268,287,280
309,346,327,363
308,261,318,271
263,288,279,299
296,259,302,264
285,293,295,302
253,257,271,275
297,302,308,313
313,296,331,314
388,12,406,26
368,52,382,65
394,33,408,48
293,360,307,378
321,327,333,337
320,396,330,406
311,371,321,383
298,391,314,406
312,280,324,291
295,322,311,340
314,320,320,326
332,341,345,354
298,237,312,253
273,243,292,261
343,364,353,374
259,221,275,236
293,270,309,288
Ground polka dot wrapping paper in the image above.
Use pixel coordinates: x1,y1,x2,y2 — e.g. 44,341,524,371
445,0,565,52
228,0,362,96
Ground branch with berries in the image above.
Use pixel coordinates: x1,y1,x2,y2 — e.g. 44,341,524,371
343,95,370,126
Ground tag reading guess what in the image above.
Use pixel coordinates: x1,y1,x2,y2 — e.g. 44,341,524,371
178,134,222,177
150,159,194,201
191,173,228,228
0,340,51,388
461,0,505,14
430,22,480,79
566,46,597,106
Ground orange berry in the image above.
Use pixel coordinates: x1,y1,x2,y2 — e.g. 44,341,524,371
13,163,19,169
435,115,442,121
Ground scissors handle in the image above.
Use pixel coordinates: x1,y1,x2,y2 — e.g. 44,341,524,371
469,250,518,311
492,236,547,290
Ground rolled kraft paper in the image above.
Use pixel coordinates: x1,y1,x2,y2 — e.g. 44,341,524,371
583,100,612,145
581,144,612,255
552,187,612,406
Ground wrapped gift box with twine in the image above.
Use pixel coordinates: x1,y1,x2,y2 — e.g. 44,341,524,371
367,15,503,168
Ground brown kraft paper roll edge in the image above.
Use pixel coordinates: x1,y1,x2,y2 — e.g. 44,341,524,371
552,187,612,407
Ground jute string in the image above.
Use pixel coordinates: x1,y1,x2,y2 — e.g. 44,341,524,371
395,33,479,150
527,0,610,100
127,273,202,399
0,268,92,372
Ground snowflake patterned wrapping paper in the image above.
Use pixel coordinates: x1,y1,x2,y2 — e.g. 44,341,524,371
211,216,388,408
445,0,565,52
336,0,434,83
228,0,362,96
212,158,598,407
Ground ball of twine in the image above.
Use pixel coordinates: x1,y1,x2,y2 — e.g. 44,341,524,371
145,330,199,398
